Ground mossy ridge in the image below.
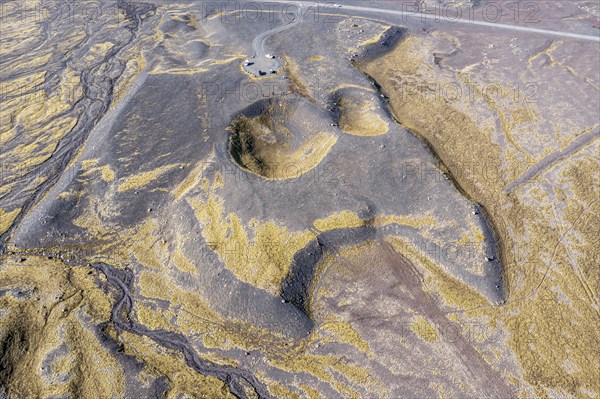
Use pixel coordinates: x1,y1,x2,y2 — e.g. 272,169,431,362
359,33,600,398
337,98,388,137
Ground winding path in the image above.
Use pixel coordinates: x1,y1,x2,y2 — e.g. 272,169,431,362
243,4,303,76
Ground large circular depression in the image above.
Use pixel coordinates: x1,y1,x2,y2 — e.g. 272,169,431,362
227,96,338,180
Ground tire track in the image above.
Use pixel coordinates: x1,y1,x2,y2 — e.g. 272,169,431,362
503,128,599,194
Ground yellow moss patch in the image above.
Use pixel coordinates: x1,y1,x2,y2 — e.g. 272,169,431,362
299,384,321,399
337,99,388,136
374,214,436,229
111,55,147,107
0,208,21,234
118,163,184,192
172,246,198,274
99,165,116,182
314,211,365,231
81,159,99,169
136,303,173,331
82,42,114,63
82,164,116,182
268,382,301,399
313,212,438,232
411,315,438,342
137,270,223,328
321,319,369,352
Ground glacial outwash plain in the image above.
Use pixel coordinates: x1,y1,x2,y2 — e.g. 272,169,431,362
0,0,598,398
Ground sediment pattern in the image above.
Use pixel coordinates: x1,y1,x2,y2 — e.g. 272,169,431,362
1,1,597,398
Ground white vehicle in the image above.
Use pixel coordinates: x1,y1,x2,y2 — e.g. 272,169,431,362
334,3,341,7
265,54,275,59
